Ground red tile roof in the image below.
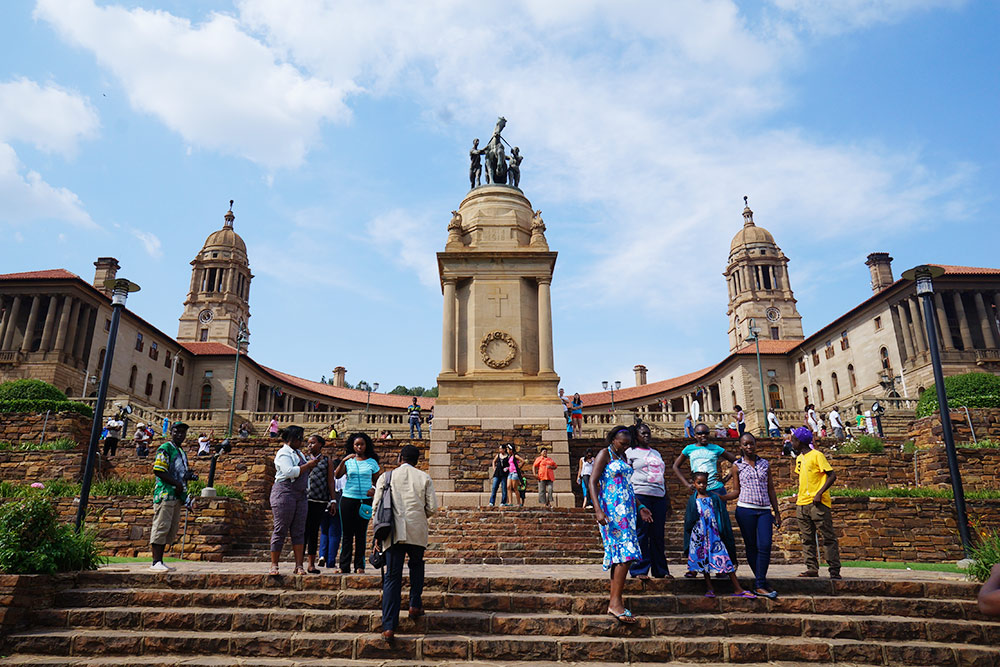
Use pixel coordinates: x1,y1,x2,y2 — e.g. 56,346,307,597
933,264,1000,276
578,365,717,406
179,342,432,409
733,340,802,355
0,269,81,281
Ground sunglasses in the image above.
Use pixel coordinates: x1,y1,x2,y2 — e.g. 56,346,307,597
694,431,710,436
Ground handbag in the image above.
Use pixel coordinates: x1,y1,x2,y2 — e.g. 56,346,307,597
368,543,386,569
359,503,373,520
367,470,394,570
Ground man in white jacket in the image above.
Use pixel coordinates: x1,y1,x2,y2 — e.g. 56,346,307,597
373,444,437,640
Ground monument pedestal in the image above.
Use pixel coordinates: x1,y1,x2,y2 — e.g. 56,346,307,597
433,180,571,507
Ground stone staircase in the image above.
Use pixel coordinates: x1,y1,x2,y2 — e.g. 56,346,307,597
1,571,997,665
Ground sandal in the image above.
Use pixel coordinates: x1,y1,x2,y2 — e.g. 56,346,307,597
607,608,638,625
683,571,698,578
756,588,779,599
797,571,819,578
731,591,757,598
306,568,321,575
293,567,307,576
268,566,280,576
704,591,716,598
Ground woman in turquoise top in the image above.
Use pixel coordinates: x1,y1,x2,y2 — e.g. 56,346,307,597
588,425,652,625
334,433,380,574
672,422,736,577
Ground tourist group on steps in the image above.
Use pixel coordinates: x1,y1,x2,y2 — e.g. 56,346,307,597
142,416,999,638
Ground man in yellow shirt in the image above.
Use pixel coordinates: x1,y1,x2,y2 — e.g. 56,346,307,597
792,427,841,579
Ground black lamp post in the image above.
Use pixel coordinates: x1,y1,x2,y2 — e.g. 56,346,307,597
365,382,379,414
76,278,140,531
745,318,769,437
901,264,973,557
226,322,250,438
602,380,621,413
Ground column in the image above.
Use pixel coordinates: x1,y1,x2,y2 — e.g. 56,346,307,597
441,278,457,374
993,292,1000,343
537,277,555,374
906,298,926,353
973,292,997,348
892,305,914,360
933,292,955,350
52,296,74,352
952,291,975,350
38,295,60,351
72,305,90,361
0,297,9,348
63,299,82,360
1,296,22,350
19,296,40,353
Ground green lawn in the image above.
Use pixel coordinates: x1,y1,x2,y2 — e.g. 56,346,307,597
104,556,184,564
841,560,965,573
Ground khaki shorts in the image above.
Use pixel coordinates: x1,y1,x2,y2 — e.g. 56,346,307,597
150,499,182,546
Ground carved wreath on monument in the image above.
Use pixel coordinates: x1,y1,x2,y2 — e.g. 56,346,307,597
480,330,518,368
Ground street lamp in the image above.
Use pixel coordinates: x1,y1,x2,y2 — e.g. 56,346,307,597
602,380,621,412
365,382,380,414
226,322,250,438
745,318,769,438
901,264,973,557
76,278,140,531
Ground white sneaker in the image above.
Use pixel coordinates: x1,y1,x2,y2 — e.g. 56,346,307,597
149,561,171,573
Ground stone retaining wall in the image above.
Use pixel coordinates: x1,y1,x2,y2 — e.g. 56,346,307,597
909,407,1000,447
773,496,1000,562
915,446,1000,490
447,424,549,493
0,412,90,445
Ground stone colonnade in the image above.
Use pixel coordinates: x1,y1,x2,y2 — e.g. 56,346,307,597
0,293,96,367
891,289,1000,360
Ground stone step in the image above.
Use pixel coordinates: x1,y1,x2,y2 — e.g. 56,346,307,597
4,629,998,665
48,587,991,623
0,657,862,667
26,606,1000,645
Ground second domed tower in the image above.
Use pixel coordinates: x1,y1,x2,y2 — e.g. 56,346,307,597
177,202,252,349
723,200,804,352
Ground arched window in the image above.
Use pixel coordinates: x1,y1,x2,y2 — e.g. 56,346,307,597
64,386,73,396
848,364,857,390
97,348,106,374
128,365,137,390
880,346,891,371
768,383,782,409
816,380,824,403
831,373,840,397
144,373,153,396
172,387,179,409
159,381,167,404
199,383,213,409
802,386,809,407
241,391,248,410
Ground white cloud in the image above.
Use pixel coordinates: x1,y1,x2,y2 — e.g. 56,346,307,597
0,143,95,228
130,229,163,258
367,209,440,289
34,0,353,168
0,78,99,155
766,0,967,35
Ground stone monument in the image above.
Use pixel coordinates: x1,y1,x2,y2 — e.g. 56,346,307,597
430,119,572,506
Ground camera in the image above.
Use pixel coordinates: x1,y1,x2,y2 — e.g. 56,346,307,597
182,470,199,482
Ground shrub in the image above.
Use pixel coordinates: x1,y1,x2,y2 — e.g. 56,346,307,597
968,530,1000,583
0,496,104,573
915,372,1000,418
91,477,154,496
959,438,1000,450
0,398,93,418
0,478,81,498
901,440,916,454
836,434,885,454
0,379,67,402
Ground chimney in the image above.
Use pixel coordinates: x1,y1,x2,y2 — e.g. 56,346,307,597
93,257,120,297
332,366,346,388
633,364,648,386
865,253,894,294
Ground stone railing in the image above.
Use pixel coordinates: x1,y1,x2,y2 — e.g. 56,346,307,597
859,395,918,411
0,350,22,365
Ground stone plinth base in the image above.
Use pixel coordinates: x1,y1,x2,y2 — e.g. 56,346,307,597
430,403,573,507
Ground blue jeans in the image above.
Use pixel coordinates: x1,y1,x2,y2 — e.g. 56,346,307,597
489,475,508,505
409,418,422,438
735,506,774,590
318,511,342,567
381,543,425,631
769,428,780,437
630,493,670,578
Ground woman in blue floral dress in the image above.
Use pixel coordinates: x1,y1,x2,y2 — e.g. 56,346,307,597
685,471,753,598
588,425,652,624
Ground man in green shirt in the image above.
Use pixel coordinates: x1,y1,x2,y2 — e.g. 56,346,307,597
150,421,193,572
407,397,422,439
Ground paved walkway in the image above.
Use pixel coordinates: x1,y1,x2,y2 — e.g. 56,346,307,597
102,560,966,582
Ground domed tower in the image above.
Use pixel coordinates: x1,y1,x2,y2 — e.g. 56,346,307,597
177,201,252,349
723,198,803,352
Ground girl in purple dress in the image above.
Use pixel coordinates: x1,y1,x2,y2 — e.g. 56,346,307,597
685,472,754,598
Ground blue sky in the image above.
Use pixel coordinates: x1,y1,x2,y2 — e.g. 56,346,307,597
2,0,997,396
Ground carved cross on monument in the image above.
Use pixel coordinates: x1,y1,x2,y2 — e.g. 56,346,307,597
487,286,508,317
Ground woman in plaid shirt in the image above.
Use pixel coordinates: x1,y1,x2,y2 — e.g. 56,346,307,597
728,433,782,599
